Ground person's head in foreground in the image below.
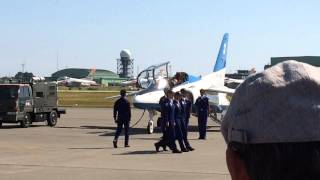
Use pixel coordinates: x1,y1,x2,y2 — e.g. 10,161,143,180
200,89,205,96
221,60,320,180
163,87,170,96
167,90,174,99
174,92,182,101
120,89,126,97
180,88,187,97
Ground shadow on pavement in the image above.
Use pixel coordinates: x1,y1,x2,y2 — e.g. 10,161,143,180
55,125,220,136
188,125,220,132
115,150,158,155
81,125,111,130
68,147,114,150
131,137,161,141
54,125,111,130
0,124,46,129
98,126,162,136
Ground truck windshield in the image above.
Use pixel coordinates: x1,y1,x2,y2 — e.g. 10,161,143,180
0,86,19,100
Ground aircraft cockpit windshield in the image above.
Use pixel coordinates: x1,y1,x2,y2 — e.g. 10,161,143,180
137,61,170,89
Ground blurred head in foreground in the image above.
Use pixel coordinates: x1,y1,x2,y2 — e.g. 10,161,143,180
222,60,320,180
120,89,126,97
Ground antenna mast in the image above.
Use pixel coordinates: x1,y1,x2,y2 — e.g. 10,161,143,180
21,62,25,72
56,51,59,71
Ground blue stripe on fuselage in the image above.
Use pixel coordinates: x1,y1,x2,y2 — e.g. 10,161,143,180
187,74,201,83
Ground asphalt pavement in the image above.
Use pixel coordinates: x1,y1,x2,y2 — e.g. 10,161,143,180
0,108,230,180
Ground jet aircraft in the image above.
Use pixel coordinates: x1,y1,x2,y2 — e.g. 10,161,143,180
107,33,235,133
57,76,99,87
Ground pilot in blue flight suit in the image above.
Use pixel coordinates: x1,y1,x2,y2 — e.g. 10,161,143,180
165,90,181,153
173,92,188,152
154,88,170,152
113,89,131,148
180,88,192,136
195,89,209,140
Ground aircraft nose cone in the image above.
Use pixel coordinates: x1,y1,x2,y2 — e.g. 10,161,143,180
133,95,147,109
133,95,144,104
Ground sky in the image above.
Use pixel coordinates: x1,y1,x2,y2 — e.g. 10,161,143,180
0,0,320,77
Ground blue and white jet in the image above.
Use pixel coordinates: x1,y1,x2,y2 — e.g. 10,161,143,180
108,33,235,133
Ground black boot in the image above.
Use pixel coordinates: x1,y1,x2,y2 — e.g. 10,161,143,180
181,147,189,152
113,140,118,148
178,141,187,152
154,143,160,152
172,149,182,153
162,145,168,151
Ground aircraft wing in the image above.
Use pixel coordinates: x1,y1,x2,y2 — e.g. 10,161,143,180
225,78,244,84
205,86,235,95
105,91,141,100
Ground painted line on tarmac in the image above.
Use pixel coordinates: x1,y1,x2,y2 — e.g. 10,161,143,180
0,163,229,176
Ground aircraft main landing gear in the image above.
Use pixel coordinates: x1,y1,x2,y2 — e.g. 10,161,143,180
209,105,227,125
147,110,155,134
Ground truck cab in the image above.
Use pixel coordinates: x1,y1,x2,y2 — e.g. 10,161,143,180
0,81,65,128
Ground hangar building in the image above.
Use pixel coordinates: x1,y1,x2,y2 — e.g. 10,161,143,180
51,68,126,86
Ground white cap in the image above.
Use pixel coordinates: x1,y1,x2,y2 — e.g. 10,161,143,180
222,60,320,144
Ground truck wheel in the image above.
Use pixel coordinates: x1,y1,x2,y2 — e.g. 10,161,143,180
47,111,58,127
20,113,31,128
0,122,2,128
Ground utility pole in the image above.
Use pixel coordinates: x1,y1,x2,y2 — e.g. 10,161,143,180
21,62,25,72
136,66,139,77
56,51,59,71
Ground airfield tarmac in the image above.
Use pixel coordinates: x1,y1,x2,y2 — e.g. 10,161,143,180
0,108,230,180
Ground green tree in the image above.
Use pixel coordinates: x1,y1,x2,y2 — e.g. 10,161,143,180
14,72,34,82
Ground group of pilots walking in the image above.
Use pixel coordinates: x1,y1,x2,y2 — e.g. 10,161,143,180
112,88,209,153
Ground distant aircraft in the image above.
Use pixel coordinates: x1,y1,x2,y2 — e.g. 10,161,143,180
57,76,99,87
120,78,136,87
107,33,235,133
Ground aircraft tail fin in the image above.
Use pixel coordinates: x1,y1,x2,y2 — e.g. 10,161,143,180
213,33,229,72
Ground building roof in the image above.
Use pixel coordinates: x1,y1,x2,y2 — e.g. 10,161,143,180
51,68,119,80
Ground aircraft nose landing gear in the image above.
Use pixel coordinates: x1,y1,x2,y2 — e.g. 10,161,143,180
147,109,156,134
147,121,154,134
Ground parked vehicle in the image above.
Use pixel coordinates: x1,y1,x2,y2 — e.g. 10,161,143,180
0,81,65,128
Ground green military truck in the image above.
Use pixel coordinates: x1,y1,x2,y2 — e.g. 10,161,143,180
0,81,65,128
